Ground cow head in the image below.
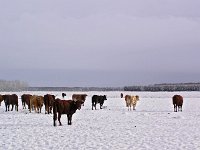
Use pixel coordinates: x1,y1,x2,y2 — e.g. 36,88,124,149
103,95,107,100
74,100,83,110
135,95,139,101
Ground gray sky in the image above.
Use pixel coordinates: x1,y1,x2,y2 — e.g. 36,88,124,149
0,0,200,87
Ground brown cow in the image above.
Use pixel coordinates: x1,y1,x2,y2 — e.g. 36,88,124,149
44,94,55,114
172,95,183,112
125,95,131,107
30,95,44,113
72,94,87,106
53,98,83,126
21,94,32,109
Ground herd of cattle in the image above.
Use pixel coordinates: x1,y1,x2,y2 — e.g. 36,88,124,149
0,93,183,126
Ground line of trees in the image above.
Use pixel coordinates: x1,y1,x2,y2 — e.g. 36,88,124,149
124,83,200,91
27,86,124,91
1,80,200,92
0,80,29,91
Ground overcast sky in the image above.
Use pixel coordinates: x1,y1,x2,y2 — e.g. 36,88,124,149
0,0,200,87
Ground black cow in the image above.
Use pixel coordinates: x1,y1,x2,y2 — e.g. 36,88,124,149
120,93,123,98
62,93,66,99
92,95,107,110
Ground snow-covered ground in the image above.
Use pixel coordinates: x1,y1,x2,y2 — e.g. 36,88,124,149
0,91,200,150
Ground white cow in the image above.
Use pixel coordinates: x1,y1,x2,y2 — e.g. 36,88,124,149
125,95,140,111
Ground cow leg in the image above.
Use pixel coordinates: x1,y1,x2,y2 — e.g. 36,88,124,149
174,105,177,112
58,113,62,126
50,106,52,114
53,112,57,126
29,104,32,113
48,106,50,114
46,105,49,114
133,105,136,110
67,114,72,125
95,103,97,110
34,106,37,113
23,102,25,109
178,106,182,112
5,105,7,112
100,103,103,109
45,105,47,114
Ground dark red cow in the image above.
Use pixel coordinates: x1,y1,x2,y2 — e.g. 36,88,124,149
53,98,83,126
3,94,18,111
44,94,55,114
21,94,32,109
172,95,183,112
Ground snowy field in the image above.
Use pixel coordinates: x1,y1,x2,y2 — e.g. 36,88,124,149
0,91,200,150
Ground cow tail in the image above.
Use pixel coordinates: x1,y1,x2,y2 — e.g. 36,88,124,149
53,99,57,126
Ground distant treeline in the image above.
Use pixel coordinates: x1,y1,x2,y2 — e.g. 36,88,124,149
124,83,200,91
26,87,124,91
0,80,29,91
17,83,200,92
1,80,200,92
